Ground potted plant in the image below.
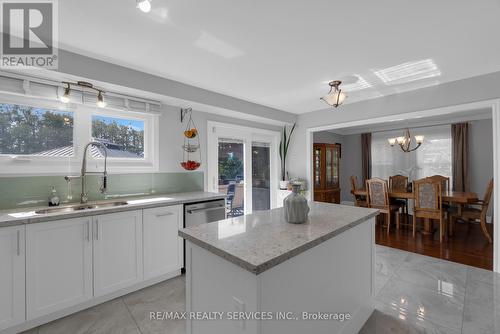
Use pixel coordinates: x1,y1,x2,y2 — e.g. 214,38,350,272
279,123,296,189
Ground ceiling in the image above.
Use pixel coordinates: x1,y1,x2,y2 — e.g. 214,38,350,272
58,0,500,114
326,108,493,135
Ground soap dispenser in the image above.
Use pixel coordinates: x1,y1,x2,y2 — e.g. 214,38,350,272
48,186,60,207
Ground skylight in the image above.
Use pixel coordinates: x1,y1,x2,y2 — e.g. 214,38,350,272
373,59,441,85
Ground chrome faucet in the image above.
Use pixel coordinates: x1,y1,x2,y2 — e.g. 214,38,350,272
65,141,108,204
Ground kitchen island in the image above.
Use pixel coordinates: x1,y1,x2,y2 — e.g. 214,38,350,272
179,202,379,334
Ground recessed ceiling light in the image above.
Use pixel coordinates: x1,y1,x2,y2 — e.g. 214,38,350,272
136,0,151,13
373,59,441,85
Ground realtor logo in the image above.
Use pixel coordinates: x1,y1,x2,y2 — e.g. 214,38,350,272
0,0,58,68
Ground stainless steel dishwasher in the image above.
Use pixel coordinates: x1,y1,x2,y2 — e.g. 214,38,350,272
183,199,226,271
184,199,226,227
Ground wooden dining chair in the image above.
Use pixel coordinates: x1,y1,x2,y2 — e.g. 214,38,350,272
413,178,446,242
366,178,400,235
350,175,367,207
429,175,452,208
389,174,409,218
450,178,493,243
427,175,450,191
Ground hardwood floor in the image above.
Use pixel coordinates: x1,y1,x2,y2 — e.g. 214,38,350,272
375,215,494,270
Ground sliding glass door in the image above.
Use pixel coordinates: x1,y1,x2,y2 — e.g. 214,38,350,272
207,122,279,216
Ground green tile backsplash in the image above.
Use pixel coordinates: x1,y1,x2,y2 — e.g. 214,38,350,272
0,172,204,210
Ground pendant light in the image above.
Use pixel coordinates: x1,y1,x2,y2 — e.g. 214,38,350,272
321,80,347,108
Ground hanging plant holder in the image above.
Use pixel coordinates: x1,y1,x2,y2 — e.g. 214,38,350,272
180,108,201,170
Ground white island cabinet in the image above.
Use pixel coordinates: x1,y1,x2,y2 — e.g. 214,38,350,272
0,226,25,331
143,205,183,280
26,218,93,320
93,210,143,297
180,202,379,334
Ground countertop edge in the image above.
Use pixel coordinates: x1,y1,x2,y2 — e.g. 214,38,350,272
179,208,379,275
0,192,226,227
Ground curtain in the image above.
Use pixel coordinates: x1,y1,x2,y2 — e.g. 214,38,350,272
451,123,470,192
361,133,371,182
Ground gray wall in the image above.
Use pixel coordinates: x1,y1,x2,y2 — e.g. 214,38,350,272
469,119,494,215
339,134,363,203
313,131,362,203
313,131,343,145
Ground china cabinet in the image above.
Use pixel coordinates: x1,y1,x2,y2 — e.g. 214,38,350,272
313,143,341,203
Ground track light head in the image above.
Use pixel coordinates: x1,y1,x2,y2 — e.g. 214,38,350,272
96,91,107,108
60,84,70,103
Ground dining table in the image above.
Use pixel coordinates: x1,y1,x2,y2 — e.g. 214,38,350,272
352,188,479,234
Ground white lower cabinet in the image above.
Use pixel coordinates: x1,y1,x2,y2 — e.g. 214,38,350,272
26,217,93,320
93,210,143,297
143,205,183,280
0,225,25,331
3,204,184,332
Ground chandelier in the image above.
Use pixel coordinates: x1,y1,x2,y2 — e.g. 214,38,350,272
388,128,424,152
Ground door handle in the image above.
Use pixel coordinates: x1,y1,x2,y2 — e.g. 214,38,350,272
86,221,90,242
156,212,174,218
187,206,225,214
94,219,99,240
16,230,20,256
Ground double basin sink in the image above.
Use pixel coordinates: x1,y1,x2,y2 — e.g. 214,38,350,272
35,201,129,214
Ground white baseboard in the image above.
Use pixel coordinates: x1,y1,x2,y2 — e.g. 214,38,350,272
341,201,355,206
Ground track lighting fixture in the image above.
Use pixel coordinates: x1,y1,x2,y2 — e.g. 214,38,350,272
60,81,107,108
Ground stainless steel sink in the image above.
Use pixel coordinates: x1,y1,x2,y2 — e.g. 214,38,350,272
35,201,128,214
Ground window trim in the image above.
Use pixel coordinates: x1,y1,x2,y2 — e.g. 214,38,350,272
0,92,159,175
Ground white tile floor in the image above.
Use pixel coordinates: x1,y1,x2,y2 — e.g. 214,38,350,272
22,246,500,334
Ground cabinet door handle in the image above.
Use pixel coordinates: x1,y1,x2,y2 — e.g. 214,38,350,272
86,221,90,242
95,219,99,240
16,230,20,256
155,212,174,218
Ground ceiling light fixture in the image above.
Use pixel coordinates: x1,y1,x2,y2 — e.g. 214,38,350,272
60,83,70,103
136,0,152,13
60,81,107,108
320,80,346,108
388,128,424,152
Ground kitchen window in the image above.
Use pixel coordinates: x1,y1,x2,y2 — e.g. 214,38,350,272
91,115,145,159
0,94,158,175
0,103,74,157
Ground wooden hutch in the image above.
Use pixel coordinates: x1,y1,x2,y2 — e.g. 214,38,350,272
313,143,341,204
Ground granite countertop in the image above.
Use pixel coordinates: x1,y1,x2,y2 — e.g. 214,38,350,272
179,202,379,275
0,191,225,227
